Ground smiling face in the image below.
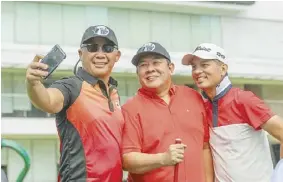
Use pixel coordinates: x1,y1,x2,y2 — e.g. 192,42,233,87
191,57,228,91
78,37,121,79
136,54,174,90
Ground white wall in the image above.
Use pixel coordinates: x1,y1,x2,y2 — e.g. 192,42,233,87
222,17,283,59
236,1,283,21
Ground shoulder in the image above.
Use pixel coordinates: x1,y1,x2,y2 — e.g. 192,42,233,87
49,76,83,109
176,85,203,101
51,76,82,86
232,87,259,104
176,85,200,95
122,94,142,112
49,76,83,92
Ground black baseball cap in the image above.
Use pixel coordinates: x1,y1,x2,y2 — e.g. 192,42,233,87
80,25,118,47
131,42,171,66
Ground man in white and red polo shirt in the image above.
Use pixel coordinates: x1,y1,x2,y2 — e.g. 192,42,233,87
182,43,283,182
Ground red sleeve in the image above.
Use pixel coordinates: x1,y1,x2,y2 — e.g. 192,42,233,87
122,107,143,154
238,91,275,130
197,93,210,143
202,105,210,143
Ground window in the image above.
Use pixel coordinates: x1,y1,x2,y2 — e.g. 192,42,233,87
244,84,263,98
15,2,40,44
1,71,58,118
1,72,13,114
1,72,142,117
115,77,140,105
108,8,222,51
115,77,128,105
1,1,14,43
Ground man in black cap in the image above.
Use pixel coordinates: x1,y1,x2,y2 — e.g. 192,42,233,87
121,42,214,182
26,25,124,182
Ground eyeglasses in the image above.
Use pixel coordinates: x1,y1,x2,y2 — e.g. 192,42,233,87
81,44,118,53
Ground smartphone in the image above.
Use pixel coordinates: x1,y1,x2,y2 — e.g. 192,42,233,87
40,44,66,79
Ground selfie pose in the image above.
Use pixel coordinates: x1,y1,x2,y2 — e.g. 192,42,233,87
182,43,283,182
26,25,124,182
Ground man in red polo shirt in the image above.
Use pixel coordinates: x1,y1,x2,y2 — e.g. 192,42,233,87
122,42,214,182
182,43,283,182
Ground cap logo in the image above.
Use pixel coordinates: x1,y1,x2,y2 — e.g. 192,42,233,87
217,52,225,59
92,25,110,36
141,42,155,52
194,46,211,52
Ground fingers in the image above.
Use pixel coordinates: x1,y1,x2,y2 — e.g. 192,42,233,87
173,155,184,164
169,143,187,150
171,148,185,158
26,73,43,82
174,153,184,160
29,68,49,77
166,143,186,165
170,153,184,165
26,68,48,83
32,54,44,62
26,55,49,84
175,144,187,149
29,62,49,70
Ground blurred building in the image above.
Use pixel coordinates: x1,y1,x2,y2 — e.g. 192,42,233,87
1,1,283,181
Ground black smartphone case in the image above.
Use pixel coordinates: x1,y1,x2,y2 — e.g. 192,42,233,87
41,44,66,79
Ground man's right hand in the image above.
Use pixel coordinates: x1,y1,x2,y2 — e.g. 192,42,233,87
26,55,49,86
161,143,187,166
26,54,65,114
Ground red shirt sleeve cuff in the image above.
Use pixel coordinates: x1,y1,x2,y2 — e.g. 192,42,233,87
122,147,141,154
254,112,275,130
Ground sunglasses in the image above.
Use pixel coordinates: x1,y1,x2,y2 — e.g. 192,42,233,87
81,44,118,53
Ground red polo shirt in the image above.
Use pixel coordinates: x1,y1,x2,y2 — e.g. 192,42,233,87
122,85,209,182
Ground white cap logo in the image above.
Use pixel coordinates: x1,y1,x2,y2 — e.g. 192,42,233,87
194,46,211,52
93,25,110,36
141,42,155,52
216,52,225,59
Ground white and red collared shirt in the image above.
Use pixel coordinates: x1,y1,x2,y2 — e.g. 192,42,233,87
271,159,283,182
203,76,275,182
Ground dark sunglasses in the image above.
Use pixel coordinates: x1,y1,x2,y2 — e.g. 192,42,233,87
81,44,118,53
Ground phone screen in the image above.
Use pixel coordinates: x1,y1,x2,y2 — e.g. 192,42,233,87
40,44,66,79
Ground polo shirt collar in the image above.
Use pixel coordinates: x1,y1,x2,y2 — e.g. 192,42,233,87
139,84,176,98
76,67,118,87
202,74,232,101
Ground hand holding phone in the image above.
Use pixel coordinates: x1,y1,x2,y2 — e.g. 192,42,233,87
26,44,66,85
